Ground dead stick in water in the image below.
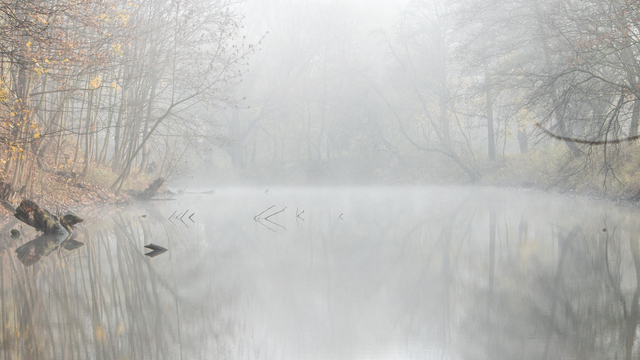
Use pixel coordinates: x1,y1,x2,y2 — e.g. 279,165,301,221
254,205,275,221
265,207,286,220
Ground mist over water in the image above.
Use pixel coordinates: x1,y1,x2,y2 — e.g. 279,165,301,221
1,0,640,357
3,186,637,359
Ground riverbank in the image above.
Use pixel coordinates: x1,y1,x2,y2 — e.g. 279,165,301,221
0,168,151,219
3,148,640,226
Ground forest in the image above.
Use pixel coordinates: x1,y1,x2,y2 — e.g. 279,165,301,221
2,0,640,200
0,0,249,202
4,1,640,359
214,0,640,197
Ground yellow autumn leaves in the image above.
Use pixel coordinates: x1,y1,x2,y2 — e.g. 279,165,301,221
89,76,120,90
97,9,130,27
111,43,123,57
89,76,102,89
0,82,7,103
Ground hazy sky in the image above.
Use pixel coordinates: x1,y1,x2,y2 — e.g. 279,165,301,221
241,0,410,40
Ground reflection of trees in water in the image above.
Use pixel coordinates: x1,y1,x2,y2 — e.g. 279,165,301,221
350,197,473,359
373,194,640,360
0,209,235,360
457,212,640,360
3,190,637,360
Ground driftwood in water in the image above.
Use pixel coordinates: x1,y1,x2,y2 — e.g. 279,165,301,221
144,243,168,258
14,200,68,235
178,189,214,195
130,177,165,200
13,200,84,266
13,199,83,234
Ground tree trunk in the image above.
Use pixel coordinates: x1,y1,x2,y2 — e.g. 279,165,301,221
630,97,640,138
485,61,496,160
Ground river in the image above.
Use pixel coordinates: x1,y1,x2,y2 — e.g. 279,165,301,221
1,186,637,359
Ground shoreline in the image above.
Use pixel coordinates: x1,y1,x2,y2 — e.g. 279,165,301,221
2,178,639,226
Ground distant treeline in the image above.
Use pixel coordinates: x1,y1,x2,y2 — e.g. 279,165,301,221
210,0,640,192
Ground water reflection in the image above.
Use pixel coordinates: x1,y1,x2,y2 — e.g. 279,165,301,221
15,233,83,266
2,206,225,360
2,187,640,359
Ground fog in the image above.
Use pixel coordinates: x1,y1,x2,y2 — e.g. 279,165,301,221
191,0,573,186
162,0,635,189
0,0,636,187
4,0,640,359
198,0,448,185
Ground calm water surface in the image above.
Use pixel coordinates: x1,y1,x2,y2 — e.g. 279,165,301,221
2,186,639,359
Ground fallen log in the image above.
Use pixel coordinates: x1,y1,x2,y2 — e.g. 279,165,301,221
128,177,165,201
14,199,68,235
12,200,84,266
13,199,83,234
